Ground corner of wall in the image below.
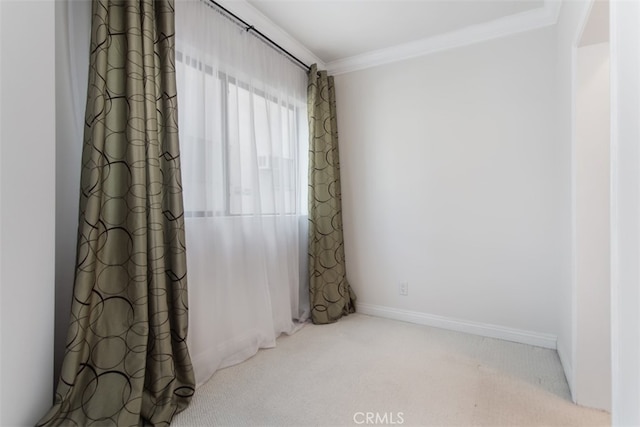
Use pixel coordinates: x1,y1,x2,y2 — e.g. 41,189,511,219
556,339,575,401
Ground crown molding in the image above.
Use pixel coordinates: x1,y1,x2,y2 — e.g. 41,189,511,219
327,0,563,75
215,0,325,70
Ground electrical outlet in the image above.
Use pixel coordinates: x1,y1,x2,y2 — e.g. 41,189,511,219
399,282,409,296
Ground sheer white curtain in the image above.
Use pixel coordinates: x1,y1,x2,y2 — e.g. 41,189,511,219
175,0,310,387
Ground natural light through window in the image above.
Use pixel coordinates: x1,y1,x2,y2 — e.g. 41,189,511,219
176,52,307,218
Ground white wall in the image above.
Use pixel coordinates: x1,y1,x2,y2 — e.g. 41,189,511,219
0,1,56,425
53,0,90,384
554,0,591,394
574,41,610,411
335,27,563,341
610,0,640,424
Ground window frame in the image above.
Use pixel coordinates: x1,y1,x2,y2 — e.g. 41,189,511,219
177,51,304,218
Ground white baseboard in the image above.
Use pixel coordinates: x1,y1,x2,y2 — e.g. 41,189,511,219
357,303,557,349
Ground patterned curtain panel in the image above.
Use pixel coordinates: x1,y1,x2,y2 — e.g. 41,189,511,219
307,64,357,324
37,1,194,425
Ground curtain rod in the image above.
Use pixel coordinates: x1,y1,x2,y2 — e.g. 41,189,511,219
206,0,312,72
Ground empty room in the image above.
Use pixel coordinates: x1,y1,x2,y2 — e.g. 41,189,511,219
1,0,639,426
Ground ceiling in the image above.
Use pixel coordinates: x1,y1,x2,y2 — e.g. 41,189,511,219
246,0,547,63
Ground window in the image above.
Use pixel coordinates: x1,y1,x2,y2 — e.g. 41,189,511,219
225,79,301,215
177,51,306,217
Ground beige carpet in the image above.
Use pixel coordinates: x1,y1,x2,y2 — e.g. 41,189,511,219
173,314,610,426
